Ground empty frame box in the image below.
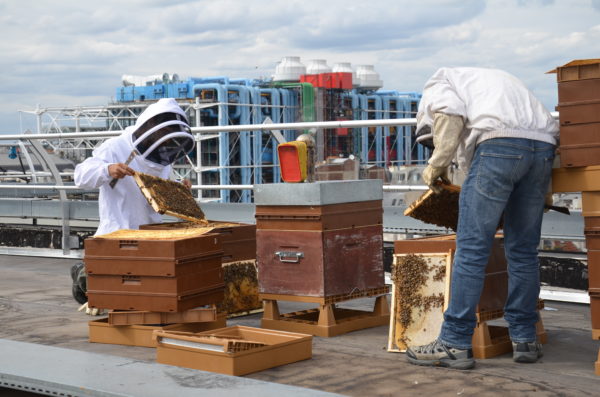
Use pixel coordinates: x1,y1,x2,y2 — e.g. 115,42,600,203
154,326,312,376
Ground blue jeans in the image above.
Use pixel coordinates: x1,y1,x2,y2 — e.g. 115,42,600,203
439,137,555,349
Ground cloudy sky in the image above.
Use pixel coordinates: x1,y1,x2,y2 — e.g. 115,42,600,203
1,0,599,133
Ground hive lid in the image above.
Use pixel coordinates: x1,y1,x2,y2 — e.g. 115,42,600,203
134,172,207,224
254,179,383,206
96,227,217,240
546,59,600,74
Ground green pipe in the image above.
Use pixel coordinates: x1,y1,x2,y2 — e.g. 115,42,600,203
272,82,315,123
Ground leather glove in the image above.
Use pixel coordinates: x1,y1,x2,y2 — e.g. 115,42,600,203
423,165,450,194
428,113,465,169
78,302,105,316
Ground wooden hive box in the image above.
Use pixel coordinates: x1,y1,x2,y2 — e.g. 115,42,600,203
85,230,225,312
256,225,384,297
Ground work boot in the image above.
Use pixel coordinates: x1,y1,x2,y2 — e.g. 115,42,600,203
406,339,475,370
70,262,88,304
512,342,543,363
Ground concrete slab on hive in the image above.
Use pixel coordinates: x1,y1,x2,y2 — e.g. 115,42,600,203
254,180,382,206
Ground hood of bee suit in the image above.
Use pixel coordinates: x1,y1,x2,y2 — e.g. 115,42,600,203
131,98,195,166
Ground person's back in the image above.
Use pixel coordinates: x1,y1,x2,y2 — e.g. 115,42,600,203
417,67,557,170
407,67,558,369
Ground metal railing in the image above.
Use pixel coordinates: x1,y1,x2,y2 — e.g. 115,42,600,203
0,118,426,255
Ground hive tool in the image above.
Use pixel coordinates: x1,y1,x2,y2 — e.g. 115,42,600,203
109,149,139,189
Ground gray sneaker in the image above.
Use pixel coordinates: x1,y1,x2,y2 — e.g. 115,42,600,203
406,339,475,370
512,342,543,363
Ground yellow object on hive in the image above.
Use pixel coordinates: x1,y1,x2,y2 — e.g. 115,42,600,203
278,141,307,182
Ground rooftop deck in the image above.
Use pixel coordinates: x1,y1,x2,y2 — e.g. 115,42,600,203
0,254,597,397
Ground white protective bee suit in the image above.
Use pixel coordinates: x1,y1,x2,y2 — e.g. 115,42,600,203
74,98,195,236
415,67,558,181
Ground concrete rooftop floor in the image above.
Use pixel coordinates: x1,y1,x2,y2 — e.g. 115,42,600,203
0,254,598,397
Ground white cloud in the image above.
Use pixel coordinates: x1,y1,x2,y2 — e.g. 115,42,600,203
0,0,598,132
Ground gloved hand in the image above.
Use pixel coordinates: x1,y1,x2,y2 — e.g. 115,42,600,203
423,165,450,194
78,302,105,316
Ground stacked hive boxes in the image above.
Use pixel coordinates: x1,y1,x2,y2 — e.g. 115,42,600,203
554,59,600,167
254,180,390,336
550,59,600,375
255,180,385,298
85,230,227,347
139,221,260,315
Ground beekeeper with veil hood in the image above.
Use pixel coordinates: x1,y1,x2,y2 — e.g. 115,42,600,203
71,98,195,311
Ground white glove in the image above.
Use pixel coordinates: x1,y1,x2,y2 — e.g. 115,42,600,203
78,302,105,316
428,113,465,169
423,165,450,194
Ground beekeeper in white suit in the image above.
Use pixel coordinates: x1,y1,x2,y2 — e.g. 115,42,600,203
71,98,195,313
406,67,558,369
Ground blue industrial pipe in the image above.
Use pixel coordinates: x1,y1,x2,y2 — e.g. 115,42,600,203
367,95,383,166
261,88,284,182
192,83,229,202
190,76,230,85
248,86,263,186
225,85,252,203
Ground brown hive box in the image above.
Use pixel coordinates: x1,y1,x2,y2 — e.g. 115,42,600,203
85,230,225,312
153,326,312,376
548,59,600,82
140,221,260,315
140,220,256,263
255,200,382,231
88,313,227,348
107,307,217,326
256,225,384,297
552,165,600,192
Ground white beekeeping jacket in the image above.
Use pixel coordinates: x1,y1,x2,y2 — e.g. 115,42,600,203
74,128,170,236
416,67,559,171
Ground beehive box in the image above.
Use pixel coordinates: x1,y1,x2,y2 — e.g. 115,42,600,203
85,230,222,276
254,180,384,298
154,326,312,376
550,59,600,82
552,165,600,192
558,78,600,103
139,221,259,315
85,230,225,312
257,225,384,297
394,235,508,313
255,200,382,231
557,100,600,126
140,220,256,263
108,307,217,326
88,314,227,348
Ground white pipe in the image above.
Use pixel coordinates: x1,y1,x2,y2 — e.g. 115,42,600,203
0,112,560,141
0,119,418,140
0,183,428,192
